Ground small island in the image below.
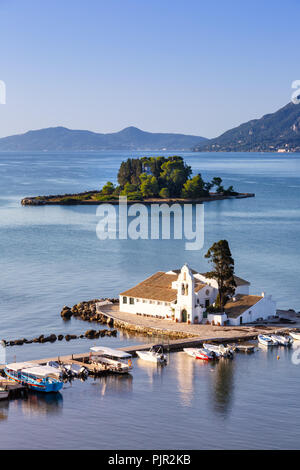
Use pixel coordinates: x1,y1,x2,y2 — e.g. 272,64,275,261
21,156,254,205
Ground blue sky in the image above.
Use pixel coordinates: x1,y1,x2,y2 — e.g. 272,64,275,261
0,0,299,138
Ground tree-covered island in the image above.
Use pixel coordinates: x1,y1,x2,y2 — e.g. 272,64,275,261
21,156,254,205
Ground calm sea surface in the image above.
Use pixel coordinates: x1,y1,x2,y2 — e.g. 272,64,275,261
0,151,300,449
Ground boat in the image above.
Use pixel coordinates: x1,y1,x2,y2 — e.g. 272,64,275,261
136,344,167,364
270,334,293,346
203,343,234,358
90,346,133,374
183,347,217,361
47,361,68,376
4,362,64,392
258,334,276,347
228,342,255,353
64,363,89,378
289,330,300,341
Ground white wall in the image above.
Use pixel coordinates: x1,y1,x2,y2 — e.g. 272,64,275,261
119,295,173,318
228,295,276,326
235,285,250,295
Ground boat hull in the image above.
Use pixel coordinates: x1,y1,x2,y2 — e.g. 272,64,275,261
183,348,215,361
136,351,167,364
4,370,63,393
290,332,300,340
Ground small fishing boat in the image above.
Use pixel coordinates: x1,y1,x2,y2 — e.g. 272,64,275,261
258,334,276,347
136,344,167,364
289,331,300,341
5,362,63,393
228,342,255,353
183,347,217,361
64,363,89,378
270,334,293,346
203,343,234,358
47,361,68,376
90,346,133,374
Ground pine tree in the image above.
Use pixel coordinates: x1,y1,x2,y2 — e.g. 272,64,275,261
205,240,236,309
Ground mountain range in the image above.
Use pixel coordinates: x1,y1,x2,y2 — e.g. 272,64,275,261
0,126,207,152
194,101,300,152
1,101,300,152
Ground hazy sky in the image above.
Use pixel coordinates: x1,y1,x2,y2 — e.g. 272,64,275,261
0,0,299,138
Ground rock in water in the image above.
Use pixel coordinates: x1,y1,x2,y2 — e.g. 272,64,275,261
61,306,73,320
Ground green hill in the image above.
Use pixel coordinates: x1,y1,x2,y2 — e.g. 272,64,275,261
194,102,300,152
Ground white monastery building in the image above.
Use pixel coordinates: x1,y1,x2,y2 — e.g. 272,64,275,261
119,264,276,326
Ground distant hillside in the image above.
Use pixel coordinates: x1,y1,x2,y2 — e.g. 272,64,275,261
194,102,300,152
0,126,207,151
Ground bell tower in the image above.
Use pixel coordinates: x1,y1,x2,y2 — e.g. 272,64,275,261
175,264,195,323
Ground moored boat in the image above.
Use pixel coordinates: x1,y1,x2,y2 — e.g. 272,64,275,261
4,362,64,392
183,347,217,361
136,345,167,364
258,334,276,347
289,330,300,341
270,334,293,346
64,363,89,378
203,343,234,358
90,346,133,374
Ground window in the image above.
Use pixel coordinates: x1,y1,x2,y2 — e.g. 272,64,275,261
205,299,210,308
129,298,134,305
123,297,127,304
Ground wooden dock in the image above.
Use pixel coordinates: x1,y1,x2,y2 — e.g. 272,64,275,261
0,378,27,399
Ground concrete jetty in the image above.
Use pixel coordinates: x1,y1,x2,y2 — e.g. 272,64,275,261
0,327,290,375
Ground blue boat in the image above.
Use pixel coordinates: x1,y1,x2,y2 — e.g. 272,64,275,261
5,362,63,393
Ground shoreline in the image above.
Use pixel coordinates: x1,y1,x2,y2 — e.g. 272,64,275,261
21,192,255,206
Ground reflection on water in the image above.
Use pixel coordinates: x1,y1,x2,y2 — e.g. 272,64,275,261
211,358,235,415
0,400,9,421
176,352,196,407
136,358,167,385
92,374,133,397
12,392,63,417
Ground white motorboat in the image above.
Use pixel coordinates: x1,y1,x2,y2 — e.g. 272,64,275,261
289,331,300,341
47,361,68,376
64,363,89,378
183,347,217,361
258,334,276,347
136,344,167,364
90,346,133,374
203,343,234,358
270,334,293,346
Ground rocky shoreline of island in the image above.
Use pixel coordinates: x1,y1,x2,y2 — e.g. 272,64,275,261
21,191,255,206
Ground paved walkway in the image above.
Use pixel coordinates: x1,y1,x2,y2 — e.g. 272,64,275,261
98,304,288,340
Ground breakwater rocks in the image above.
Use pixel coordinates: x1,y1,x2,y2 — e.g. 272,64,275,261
1,328,117,347
62,299,197,339
61,299,118,323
